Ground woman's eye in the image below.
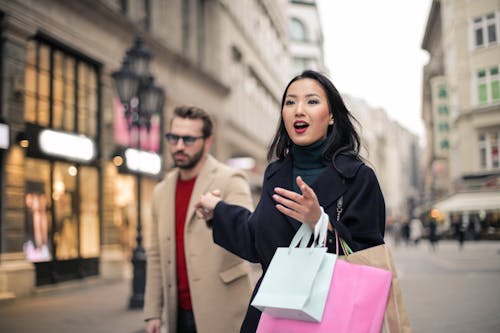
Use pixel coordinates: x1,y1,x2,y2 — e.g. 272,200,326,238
285,100,295,106
308,99,319,104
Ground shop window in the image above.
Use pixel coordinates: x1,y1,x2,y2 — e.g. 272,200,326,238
24,159,52,262
23,159,101,262
53,162,78,260
79,167,99,258
24,39,99,138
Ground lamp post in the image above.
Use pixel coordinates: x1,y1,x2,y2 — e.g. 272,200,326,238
112,37,165,309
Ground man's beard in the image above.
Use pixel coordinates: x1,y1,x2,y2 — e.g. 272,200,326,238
173,148,204,170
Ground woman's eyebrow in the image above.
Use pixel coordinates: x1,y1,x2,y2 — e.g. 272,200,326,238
305,93,320,98
286,93,320,98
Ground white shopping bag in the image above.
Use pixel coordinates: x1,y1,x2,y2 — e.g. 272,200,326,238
251,210,337,322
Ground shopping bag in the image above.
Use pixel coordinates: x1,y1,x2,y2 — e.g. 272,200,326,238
256,258,392,333
343,243,412,333
251,210,336,322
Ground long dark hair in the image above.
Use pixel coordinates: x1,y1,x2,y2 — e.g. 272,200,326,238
267,70,361,165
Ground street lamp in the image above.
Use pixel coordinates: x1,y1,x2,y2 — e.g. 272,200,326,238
112,37,165,309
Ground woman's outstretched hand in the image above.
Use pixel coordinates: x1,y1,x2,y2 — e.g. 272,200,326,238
195,189,222,220
273,176,322,228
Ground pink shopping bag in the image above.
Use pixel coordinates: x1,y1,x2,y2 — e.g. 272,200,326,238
256,259,392,333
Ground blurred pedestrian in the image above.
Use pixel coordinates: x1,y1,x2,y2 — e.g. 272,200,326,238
409,218,424,246
452,214,465,250
402,220,410,246
144,106,256,333
196,70,386,332
428,218,439,252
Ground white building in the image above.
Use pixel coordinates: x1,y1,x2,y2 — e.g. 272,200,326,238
344,95,421,224
287,0,327,76
422,0,500,238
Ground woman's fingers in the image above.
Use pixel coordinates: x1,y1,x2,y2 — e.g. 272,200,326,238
275,203,300,221
274,186,301,200
272,193,303,213
274,177,322,225
296,176,317,200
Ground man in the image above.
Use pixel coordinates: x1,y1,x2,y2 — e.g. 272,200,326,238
144,106,256,333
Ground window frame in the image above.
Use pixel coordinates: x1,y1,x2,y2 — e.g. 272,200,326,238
478,130,500,170
470,11,499,50
473,65,500,105
290,17,307,42
24,36,101,140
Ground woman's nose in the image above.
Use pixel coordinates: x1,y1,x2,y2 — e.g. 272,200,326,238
294,101,305,116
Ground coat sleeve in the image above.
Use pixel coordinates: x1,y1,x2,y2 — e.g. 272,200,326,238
143,187,163,321
210,169,259,262
221,170,254,211
328,165,386,253
212,199,260,264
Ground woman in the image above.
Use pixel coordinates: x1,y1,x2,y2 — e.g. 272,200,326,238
195,70,386,333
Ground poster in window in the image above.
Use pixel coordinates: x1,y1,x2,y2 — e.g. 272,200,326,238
113,97,161,152
24,181,52,262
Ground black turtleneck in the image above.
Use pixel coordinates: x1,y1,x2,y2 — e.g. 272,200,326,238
291,138,328,193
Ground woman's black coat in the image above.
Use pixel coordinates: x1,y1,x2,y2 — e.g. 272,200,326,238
212,153,386,333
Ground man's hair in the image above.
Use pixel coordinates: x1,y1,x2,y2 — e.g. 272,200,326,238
172,106,214,138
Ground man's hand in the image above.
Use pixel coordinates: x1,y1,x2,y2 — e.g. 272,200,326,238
146,318,161,333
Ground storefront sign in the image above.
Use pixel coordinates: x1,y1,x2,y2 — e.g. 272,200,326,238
124,148,162,176
39,129,95,162
0,123,9,150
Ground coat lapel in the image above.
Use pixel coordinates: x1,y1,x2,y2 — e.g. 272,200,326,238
264,157,298,228
312,166,347,211
165,170,178,225
186,155,217,227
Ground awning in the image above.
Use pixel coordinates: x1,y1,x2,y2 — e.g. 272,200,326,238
434,191,500,212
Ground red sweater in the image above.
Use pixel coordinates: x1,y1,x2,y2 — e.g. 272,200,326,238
175,176,197,310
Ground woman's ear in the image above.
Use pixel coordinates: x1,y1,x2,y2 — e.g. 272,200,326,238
329,115,334,125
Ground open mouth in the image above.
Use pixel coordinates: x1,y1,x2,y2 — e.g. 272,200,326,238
293,121,309,133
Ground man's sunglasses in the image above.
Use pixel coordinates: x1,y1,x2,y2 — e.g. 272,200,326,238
165,133,204,146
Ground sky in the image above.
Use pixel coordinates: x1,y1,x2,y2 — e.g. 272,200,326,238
317,0,433,139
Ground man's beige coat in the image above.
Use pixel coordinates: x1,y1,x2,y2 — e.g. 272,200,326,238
144,155,257,333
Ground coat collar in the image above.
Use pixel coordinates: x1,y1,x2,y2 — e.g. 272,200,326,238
265,153,363,212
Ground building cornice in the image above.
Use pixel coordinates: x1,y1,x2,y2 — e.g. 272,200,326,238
421,0,440,51
453,102,500,124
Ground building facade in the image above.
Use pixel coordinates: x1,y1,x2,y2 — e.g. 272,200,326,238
343,95,421,226
287,0,326,76
422,0,500,238
0,0,290,298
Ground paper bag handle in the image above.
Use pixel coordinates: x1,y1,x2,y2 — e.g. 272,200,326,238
289,207,329,251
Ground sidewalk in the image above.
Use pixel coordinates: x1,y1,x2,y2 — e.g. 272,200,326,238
0,277,146,333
